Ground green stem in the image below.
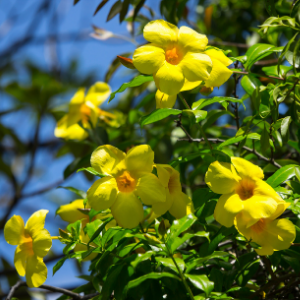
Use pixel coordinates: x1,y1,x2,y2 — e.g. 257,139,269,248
178,93,213,152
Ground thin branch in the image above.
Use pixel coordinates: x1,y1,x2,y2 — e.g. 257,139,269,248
232,70,285,81
6,281,99,300
177,137,281,168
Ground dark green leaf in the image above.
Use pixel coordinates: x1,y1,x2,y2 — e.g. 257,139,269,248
94,0,110,15
185,274,214,296
266,164,300,187
107,0,123,21
281,116,292,143
182,109,207,124
155,257,185,273
88,217,114,246
140,108,181,127
85,219,103,246
133,0,146,22
109,75,153,102
53,255,69,275
265,0,277,16
260,122,270,156
119,0,130,22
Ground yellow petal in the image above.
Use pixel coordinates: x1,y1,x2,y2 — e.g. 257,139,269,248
269,201,290,220
156,164,172,188
90,145,126,175
169,192,193,219
57,200,87,224
214,193,244,227
152,191,174,216
87,176,118,211
69,88,86,105
180,78,202,92
204,58,232,88
205,161,241,194
135,172,166,205
178,26,208,52
231,157,264,180
143,20,178,45
25,210,48,239
54,114,88,141
205,49,233,67
4,215,25,245
253,180,283,203
242,195,278,227
255,246,274,256
125,145,154,174
154,62,185,95
14,244,28,276
179,52,212,82
266,218,295,251
111,192,144,229
155,90,177,108
26,255,47,288
32,229,52,257
133,44,165,75
85,82,111,106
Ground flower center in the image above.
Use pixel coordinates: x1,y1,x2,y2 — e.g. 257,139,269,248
235,178,255,200
116,170,136,193
80,104,91,123
165,46,183,65
251,218,266,234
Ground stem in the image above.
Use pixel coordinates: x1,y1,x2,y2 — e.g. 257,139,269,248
178,93,213,151
232,70,285,81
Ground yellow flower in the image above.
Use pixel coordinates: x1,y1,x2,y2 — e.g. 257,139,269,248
205,157,288,228
55,82,114,140
133,20,213,96
235,210,296,255
87,144,166,229
155,48,233,108
152,164,194,219
57,199,116,260
4,210,52,287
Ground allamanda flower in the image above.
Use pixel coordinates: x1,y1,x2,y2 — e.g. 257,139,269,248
152,164,194,219
4,210,52,287
87,144,166,229
55,82,114,141
155,48,233,108
57,199,116,260
235,209,295,255
205,157,288,228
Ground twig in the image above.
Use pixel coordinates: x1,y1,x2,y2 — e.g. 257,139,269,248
175,115,194,142
177,137,281,168
232,70,285,81
6,281,99,300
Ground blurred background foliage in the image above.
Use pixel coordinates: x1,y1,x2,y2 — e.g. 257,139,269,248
1,0,300,299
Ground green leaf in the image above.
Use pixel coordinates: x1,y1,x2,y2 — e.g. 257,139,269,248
192,97,243,110
217,136,245,149
140,108,181,127
260,122,270,156
285,40,300,68
185,274,214,296
106,0,123,21
155,257,185,273
281,116,292,143
109,75,153,102
241,75,261,95
262,65,293,77
85,219,103,246
266,164,300,187
119,0,130,22
93,0,109,15
53,255,69,275
127,272,180,289
244,44,277,70
182,109,207,124
57,186,87,199
167,214,197,251
88,217,114,246
77,167,106,177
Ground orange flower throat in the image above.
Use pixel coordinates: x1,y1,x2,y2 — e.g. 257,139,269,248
116,171,136,193
236,178,255,200
165,46,183,65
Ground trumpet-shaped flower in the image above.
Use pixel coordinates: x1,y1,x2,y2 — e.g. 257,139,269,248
152,164,194,219
205,157,287,228
133,20,214,96
155,48,233,108
55,82,115,140
4,210,52,287
235,209,296,255
87,144,166,229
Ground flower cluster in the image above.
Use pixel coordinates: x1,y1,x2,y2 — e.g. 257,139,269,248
132,19,233,108
205,157,295,255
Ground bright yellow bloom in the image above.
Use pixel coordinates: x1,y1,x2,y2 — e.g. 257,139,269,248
205,157,288,228
87,145,166,229
4,210,52,287
152,164,194,218
235,209,295,255
133,20,213,96
55,82,114,140
57,199,116,260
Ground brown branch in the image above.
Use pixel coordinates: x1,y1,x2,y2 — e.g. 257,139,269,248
6,281,99,300
177,137,281,168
